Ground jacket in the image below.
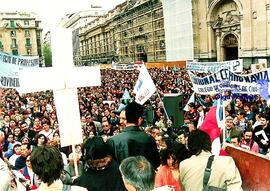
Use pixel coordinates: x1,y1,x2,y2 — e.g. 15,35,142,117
180,151,242,191
108,126,160,169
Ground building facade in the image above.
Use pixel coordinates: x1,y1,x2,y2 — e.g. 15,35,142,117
75,0,270,67
79,0,165,65
59,9,108,65
0,12,42,59
193,0,270,67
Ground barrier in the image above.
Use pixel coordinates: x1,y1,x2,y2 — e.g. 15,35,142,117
146,61,186,68
225,144,270,191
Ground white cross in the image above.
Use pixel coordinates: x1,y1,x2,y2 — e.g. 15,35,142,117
18,28,101,147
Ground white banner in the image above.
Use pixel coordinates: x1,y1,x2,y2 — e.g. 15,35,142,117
186,59,243,73
251,62,267,73
188,68,270,95
133,64,156,105
0,51,39,88
0,51,39,67
112,62,142,70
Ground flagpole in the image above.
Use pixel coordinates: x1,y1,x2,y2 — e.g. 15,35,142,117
222,98,226,144
71,144,79,177
156,90,171,126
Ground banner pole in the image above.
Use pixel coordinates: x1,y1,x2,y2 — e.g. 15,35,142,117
72,144,79,177
222,97,226,144
156,91,171,127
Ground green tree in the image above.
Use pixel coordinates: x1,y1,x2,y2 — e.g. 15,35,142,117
43,43,52,67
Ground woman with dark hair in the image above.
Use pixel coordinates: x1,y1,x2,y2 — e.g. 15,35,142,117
155,142,190,191
30,145,86,191
33,134,48,147
74,136,126,191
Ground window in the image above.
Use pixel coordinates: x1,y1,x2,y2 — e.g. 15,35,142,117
24,20,29,26
27,49,32,55
139,26,144,33
11,39,17,48
0,41,3,49
10,20,15,28
160,40,165,49
12,49,18,55
26,38,31,46
25,30,30,37
36,31,40,38
10,30,16,37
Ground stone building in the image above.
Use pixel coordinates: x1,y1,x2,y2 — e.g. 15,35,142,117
0,12,42,59
193,0,270,67
79,0,165,64
76,0,269,67
58,9,107,65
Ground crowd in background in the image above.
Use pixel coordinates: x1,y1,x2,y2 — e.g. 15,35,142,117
0,67,269,190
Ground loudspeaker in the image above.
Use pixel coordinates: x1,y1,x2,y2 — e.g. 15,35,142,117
163,93,183,128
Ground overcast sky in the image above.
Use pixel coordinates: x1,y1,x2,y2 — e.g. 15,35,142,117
1,0,125,33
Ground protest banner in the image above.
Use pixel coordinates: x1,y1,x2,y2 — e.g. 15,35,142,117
0,51,39,88
186,59,243,73
111,62,142,70
251,62,267,73
133,64,156,105
188,68,270,95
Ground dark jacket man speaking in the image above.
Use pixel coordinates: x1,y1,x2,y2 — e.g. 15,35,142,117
108,102,160,169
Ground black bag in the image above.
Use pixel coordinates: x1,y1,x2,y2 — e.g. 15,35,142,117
203,155,226,191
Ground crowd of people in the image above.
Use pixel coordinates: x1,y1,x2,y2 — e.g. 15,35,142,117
0,66,269,190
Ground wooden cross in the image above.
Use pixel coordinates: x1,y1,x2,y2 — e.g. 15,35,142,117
18,28,101,147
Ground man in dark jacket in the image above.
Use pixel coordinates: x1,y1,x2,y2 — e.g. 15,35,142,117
108,102,160,170
253,114,270,154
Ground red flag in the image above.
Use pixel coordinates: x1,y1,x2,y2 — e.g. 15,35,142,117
200,106,221,142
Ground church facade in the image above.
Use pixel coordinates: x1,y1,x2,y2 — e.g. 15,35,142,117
193,0,270,67
76,0,270,67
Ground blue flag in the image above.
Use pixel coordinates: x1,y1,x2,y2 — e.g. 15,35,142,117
257,79,269,100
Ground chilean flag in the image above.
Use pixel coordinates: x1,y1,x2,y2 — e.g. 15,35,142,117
200,99,223,155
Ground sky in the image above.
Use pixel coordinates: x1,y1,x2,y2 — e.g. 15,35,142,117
1,0,125,33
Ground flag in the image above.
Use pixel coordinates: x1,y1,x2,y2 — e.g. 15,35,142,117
200,105,222,155
114,88,131,113
122,88,131,100
257,79,269,101
213,98,223,128
133,64,156,105
184,92,195,111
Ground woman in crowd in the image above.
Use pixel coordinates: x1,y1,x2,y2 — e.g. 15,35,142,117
19,155,39,189
30,145,86,191
33,134,48,147
74,136,126,191
155,142,190,191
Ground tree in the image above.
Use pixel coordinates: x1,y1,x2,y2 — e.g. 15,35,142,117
43,43,52,67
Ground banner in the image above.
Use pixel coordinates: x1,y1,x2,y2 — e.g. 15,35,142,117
0,51,39,67
251,62,267,73
0,51,39,88
186,59,243,73
133,64,156,105
111,62,141,70
188,68,270,95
